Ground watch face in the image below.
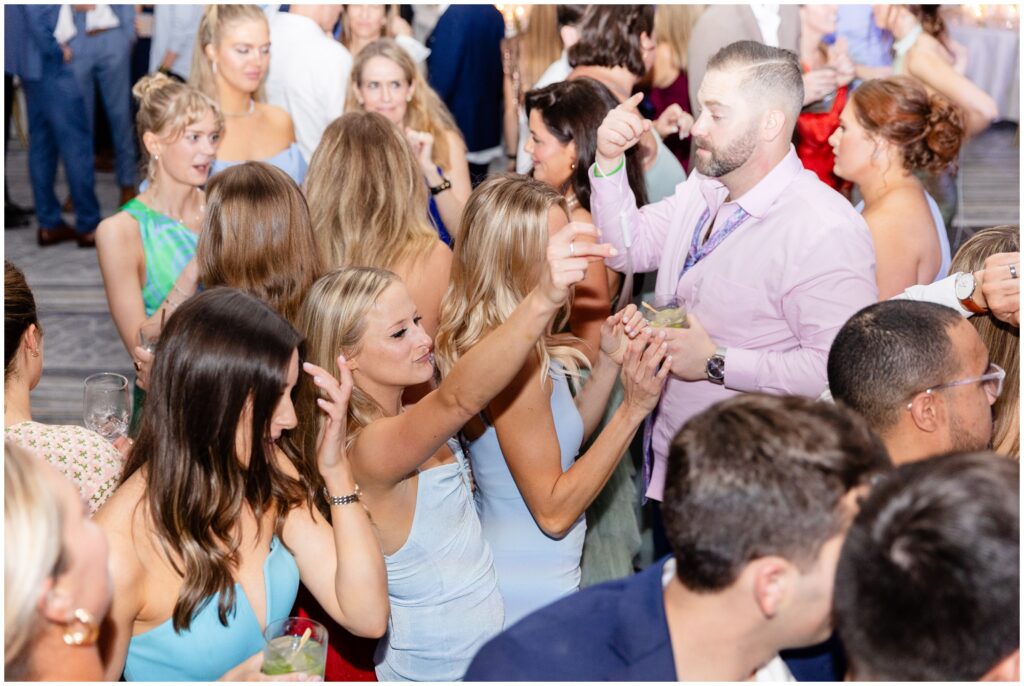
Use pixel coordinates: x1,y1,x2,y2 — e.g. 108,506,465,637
955,273,975,300
707,356,725,380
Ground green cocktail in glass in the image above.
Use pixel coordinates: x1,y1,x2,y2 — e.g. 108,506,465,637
641,295,688,329
262,617,327,678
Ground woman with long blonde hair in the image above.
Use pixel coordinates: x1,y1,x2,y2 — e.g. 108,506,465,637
340,4,428,64
305,111,450,338
950,225,1020,459
287,218,622,680
434,174,669,627
190,4,306,184
345,38,470,242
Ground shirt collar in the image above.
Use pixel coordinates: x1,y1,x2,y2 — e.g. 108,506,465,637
696,146,804,220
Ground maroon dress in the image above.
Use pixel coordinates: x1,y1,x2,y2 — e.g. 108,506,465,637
648,71,692,173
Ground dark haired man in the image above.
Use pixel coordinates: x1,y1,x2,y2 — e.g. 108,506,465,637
590,40,876,503
464,394,891,681
834,451,1019,681
828,300,1001,463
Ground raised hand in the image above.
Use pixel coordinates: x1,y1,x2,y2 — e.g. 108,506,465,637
621,332,671,417
303,355,356,476
976,251,1021,327
596,92,651,170
802,68,839,106
404,127,436,175
654,103,695,141
600,304,650,366
539,221,617,308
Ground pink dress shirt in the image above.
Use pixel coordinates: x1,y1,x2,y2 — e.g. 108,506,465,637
590,146,877,500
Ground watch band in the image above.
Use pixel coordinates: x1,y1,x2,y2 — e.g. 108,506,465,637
959,294,988,314
323,485,361,506
429,177,452,196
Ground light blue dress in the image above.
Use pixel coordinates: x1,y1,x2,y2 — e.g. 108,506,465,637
124,536,299,681
210,142,308,186
469,362,586,628
375,440,504,681
856,191,951,282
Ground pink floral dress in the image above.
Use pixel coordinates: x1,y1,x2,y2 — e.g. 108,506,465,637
5,421,124,513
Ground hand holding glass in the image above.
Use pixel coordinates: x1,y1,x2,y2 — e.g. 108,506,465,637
83,373,130,441
641,295,689,329
262,617,327,678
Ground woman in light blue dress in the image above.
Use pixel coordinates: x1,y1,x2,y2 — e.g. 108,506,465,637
189,5,307,186
828,76,963,298
435,174,669,627
291,219,613,679
94,289,389,681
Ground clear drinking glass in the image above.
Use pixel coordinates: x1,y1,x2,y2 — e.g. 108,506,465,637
262,617,328,678
82,373,130,440
138,320,161,353
641,294,689,329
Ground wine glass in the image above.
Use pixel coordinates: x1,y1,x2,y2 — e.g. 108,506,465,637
83,373,130,441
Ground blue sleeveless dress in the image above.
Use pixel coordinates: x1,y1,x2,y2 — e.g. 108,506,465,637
211,142,307,186
124,536,300,681
375,440,504,681
856,191,951,282
469,362,586,628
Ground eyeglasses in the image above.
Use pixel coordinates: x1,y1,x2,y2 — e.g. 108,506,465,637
906,362,1006,409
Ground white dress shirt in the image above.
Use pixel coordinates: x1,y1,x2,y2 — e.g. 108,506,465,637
264,11,353,162
749,3,782,47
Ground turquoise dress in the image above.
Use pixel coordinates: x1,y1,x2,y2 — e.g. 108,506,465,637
469,362,586,628
210,142,307,186
124,536,299,681
375,440,504,681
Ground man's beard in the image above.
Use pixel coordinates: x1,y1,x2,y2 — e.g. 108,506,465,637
692,126,759,178
948,405,994,452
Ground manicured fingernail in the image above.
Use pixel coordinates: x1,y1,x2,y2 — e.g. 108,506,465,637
302,362,314,370
317,398,328,406
338,354,346,363
314,376,323,384
609,247,618,256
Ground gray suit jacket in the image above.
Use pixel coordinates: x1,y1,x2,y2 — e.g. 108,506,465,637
686,4,801,117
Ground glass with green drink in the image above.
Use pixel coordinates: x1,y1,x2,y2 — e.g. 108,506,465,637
262,617,327,678
640,294,688,329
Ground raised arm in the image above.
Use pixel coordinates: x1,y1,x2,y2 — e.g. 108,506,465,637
489,334,668,538
589,92,680,273
907,48,997,137
284,356,389,638
355,224,616,486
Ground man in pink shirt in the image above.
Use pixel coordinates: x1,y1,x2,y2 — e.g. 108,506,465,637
589,40,877,501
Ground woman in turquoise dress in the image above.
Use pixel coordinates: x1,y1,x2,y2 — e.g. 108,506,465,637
434,174,669,627
96,74,222,430
94,289,389,681
190,5,307,185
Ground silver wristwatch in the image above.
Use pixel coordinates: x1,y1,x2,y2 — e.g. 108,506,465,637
705,346,727,385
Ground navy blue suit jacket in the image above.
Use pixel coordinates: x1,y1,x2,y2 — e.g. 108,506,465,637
426,5,504,154
464,557,845,681
5,5,63,81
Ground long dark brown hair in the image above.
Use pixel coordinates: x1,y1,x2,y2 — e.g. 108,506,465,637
525,77,649,212
121,288,307,632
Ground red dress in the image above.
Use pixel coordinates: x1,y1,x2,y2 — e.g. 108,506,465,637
795,67,850,193
294,585,378,681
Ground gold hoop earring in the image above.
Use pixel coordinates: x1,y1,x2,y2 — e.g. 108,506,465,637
30,349,39,358
62,608,100,647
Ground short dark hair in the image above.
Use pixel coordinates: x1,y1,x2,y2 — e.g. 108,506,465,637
555,4,585,28
828,300,964,432
706,40,804,121
834,451,1019,681
524,77,648,212
663,394,892,591
567,5,655,78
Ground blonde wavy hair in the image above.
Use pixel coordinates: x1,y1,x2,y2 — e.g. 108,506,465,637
435,173,588,386
189,4,268,103
288,268,399,497
344,38,463,172
950,225,1020,459
132,73,223,184
5,442,65,680
305,112,437,272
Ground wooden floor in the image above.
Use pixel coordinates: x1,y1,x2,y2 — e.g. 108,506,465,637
4,123,1019,425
